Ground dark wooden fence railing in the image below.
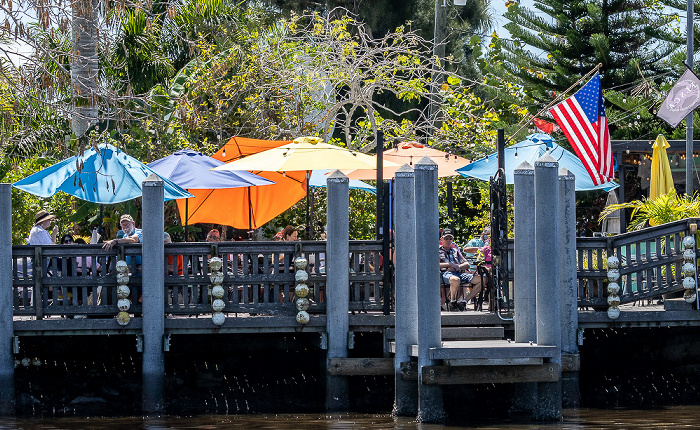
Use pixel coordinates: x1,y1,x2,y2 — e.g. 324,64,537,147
12,240,384,318
505,218,694,309
11,220,696,318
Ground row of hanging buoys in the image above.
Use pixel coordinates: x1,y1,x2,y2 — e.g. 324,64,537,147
683,236,697,304
606,256,621,319
209,257,226,326
116,260,131,326
295,257,310,324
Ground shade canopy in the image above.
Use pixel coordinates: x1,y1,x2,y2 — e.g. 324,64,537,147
148,149,274,190
345,141,470,180
457,133,619,192
650,134,675,200
13,143,193,204
175,137,307,229
309,169,375,193
213,136,398,173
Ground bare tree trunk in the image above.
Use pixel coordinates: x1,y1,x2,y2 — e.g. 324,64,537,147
71,0,99,140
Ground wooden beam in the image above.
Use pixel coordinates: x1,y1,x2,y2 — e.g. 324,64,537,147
327,357,394,375
443,357,543,367
419,363,561,385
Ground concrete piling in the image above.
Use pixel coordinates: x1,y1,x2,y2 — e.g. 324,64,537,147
559,168,579,407
414,156,445,423
393,164,418,416
512,162,537,415
325,170,350,412
0,184,14,416
141,174,165,414
533,154,562,421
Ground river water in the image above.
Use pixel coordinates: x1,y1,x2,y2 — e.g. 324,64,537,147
1,406,700,429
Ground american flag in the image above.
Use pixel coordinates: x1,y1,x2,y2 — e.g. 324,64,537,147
549,74,612,186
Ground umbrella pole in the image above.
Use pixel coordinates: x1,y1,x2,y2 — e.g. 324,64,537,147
376,131,384,240
248,187,253,233
447,180,454,236
184,199,189,242
306,171,311,240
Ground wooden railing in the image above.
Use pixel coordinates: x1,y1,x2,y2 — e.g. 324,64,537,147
11,244,143,318
12,219,695,319
12,240,384,318
505,219,693,309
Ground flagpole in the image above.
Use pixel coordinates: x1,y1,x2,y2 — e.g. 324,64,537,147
686,0,694,195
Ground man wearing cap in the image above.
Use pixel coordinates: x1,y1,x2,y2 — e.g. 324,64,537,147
439,228,482,311
28,210,59,245
102,214,142,251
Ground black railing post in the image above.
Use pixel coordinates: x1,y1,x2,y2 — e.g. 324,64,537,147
382,182,392,314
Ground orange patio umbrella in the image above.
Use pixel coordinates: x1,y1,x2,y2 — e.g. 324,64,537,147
174,137,307,230
344,141,470,180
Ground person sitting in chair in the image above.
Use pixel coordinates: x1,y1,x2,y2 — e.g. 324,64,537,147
439,229,482,311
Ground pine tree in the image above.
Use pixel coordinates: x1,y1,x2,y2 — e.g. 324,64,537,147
485,0,679,105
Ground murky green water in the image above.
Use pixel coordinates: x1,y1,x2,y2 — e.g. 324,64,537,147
1,407,700,429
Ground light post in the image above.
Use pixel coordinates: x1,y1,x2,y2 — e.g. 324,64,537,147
430,0,467,130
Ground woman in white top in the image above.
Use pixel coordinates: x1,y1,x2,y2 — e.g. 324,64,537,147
28,210,58,245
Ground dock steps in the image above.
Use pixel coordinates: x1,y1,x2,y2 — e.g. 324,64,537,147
418,340,558,361
400,361,561,385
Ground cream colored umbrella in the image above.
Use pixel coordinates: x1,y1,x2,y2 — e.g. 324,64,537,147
344,141,470,180
213,136,399,172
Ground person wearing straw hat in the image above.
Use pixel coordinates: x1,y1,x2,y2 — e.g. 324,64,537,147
28,210,58,245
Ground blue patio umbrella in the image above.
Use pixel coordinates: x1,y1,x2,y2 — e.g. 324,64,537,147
457,133,619,192
13,144,193,203
148,150,275,238
148,149,274,190
309,169,375,193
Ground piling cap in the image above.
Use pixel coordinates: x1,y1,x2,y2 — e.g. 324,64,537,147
534,152,558,166
559,167,575,180
396,163,414,177
327,169,348,182
514,161,534,174
414,155,437,169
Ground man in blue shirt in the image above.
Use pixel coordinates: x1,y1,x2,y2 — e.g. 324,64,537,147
102,214,142,250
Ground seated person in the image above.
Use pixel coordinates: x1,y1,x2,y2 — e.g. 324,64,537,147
464,228,491,269
102,214,142,302
439,229,482,311
464,227,490,270
102,214,142,257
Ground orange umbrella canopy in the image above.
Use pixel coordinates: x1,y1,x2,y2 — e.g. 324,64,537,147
175,137,308,230
344,141,470,180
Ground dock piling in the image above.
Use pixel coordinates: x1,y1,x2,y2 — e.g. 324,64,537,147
559,168,579,407
512,162,537,415
325,170,350,411
534,154,562,421
414,157,445,423
394,164,418,416
0,183,14,416
141,175,165,414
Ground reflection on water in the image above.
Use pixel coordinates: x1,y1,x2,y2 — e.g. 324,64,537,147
2,406,700,430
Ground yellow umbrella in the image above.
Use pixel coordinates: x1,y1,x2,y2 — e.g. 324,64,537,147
213,136,399,172
650,134,674,200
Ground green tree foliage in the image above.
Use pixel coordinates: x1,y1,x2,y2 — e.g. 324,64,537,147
492,0,678,103
1,156,77,244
